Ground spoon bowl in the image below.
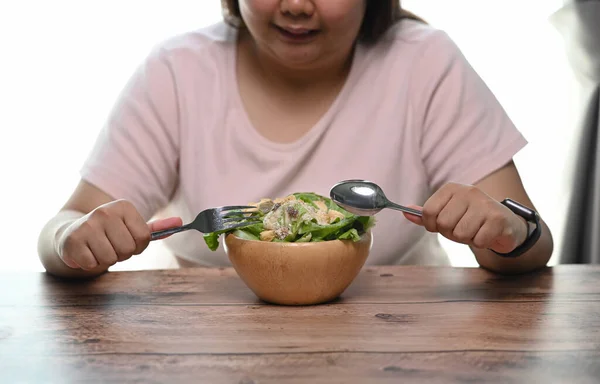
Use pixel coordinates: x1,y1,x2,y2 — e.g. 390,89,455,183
329,179,422,217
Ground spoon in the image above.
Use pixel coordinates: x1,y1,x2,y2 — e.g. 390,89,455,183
329,179,423,217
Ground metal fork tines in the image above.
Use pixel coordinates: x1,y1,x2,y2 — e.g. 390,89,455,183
212,205,261,228
150,205,261,240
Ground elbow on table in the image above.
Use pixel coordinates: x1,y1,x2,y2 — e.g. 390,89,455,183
474,244,553,276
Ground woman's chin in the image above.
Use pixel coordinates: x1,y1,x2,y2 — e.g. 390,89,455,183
269,50,319,68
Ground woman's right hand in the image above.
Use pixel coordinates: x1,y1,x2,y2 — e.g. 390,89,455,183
56,199,182,270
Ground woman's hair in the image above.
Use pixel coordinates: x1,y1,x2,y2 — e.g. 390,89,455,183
221,1,424,44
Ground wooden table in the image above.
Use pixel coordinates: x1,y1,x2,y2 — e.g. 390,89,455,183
1,265,599,383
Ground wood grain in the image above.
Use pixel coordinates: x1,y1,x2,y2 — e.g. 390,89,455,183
4,351,600,384
1,265,599,383
3,265,598,307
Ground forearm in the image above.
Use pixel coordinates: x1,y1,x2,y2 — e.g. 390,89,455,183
37,210,108,279
472,218,553,275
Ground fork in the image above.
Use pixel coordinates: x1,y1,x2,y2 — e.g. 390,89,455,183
150,206,261,240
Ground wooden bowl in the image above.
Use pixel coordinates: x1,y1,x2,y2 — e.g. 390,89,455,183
223,232,373,305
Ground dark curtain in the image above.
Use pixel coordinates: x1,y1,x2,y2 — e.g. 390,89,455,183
551,0,600,263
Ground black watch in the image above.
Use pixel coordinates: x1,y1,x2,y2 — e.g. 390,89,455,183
492,198,542,258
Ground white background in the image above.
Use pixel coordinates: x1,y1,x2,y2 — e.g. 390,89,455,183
0,1,577,272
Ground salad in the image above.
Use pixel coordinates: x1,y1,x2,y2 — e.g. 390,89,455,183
203,192,375,251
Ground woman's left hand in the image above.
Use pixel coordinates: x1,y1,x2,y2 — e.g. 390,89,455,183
403,182,529,254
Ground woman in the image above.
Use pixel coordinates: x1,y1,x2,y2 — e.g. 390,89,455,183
37,0,553,279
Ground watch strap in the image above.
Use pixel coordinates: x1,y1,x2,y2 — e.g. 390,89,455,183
492,198,542,258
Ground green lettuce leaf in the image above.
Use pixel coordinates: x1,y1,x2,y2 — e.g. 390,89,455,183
231,229,260,241
338,228,361,241
202,223,263,251
203,232,221,252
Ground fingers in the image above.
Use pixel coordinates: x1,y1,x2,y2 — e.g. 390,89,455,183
63,241,98,271
121,203,153,256
421,183,455,232
147,217,184,241
62,254,83,269
59,222,99,270
104,219,137,262
472,219,504,250
451,209,486,244
403,183,522,251
86,232,118,266
148,217,183,233
402,205,424,225
435,198,469,240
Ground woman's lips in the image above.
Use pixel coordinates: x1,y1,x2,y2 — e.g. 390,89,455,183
274,25,320,43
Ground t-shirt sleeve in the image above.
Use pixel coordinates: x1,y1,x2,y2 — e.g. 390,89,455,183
80,45,180,221
413,30,527,192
